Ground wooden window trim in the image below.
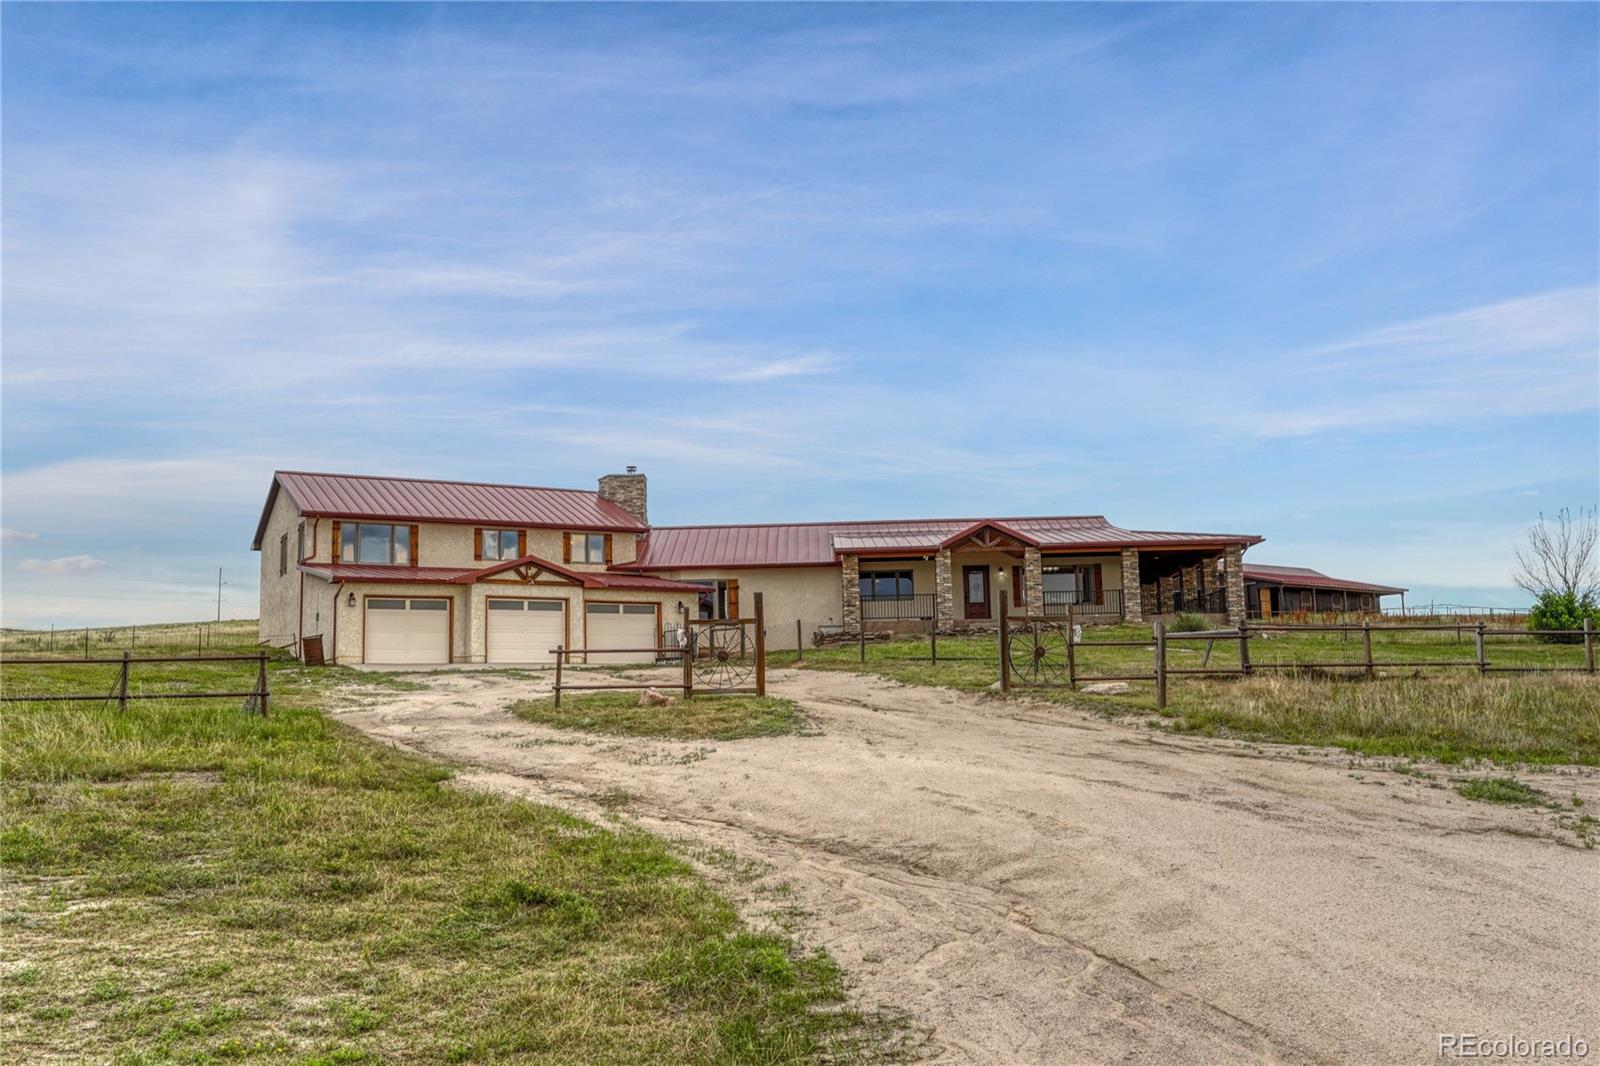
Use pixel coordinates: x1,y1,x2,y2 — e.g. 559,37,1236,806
603,533,614,565
1011,565,1024,608
279,534,288,576
562,531,573,563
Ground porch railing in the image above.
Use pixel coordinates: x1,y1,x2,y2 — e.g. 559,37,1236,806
1042,589,1124,618
861,593,936,621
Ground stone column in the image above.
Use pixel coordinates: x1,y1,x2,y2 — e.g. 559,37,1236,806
934,548,955,630
1023,547,1044,616
1120,547,1142,623
1224,545,1247,624
841,554,861,634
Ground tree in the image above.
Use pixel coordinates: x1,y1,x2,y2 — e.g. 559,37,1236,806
1514,507,1598,601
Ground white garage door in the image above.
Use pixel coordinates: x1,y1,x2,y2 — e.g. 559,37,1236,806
585,602,659,664
365,597,450,664
486,599,565,664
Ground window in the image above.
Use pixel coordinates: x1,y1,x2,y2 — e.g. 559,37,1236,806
481,529,520,560
859,570,913,600
279,534,288,576
340,523,411,565
297,522,305,562
1044,565,1100,605
576,533,607,563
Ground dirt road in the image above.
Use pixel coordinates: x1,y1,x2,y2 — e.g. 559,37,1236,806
331,668,1599,1065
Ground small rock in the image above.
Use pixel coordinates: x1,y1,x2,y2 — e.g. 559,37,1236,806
1081,681,1131,695
987,681,1004,693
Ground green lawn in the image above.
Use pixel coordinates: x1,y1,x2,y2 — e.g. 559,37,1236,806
510,692,805,742
0,657,900,1064
776,625,1600,766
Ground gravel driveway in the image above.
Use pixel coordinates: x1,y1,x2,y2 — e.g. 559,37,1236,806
331,668,1599,1065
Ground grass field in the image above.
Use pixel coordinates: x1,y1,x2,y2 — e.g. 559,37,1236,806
0,655,902,1064
778,625,1600,766
511,692,805,742
1,618,261,659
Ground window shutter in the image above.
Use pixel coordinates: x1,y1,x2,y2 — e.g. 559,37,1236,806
603,533,614,565
409,525,419,567
473,529,483,561
1092,564,1103,605
1012,565,1024,608
562,532,572,563
727,579,740,619
518,529,528,557
331,521,341,561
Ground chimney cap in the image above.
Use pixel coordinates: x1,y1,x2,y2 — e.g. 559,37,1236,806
625,465,637,474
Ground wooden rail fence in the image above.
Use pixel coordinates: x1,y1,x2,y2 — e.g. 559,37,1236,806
552,594,766,707
0,653,271,715
998,602,1595,709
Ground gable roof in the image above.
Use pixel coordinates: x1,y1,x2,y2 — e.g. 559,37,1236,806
1243,564,1406,596
252,470,644,548
627,516,1263,570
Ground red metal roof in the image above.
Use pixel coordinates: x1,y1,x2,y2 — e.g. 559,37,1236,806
628,516,1263,570
255,470,644,547
1243,564,1406,596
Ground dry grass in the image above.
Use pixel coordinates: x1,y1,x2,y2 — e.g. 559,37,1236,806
510,692,805,741
1,619,262,658
777,629,1600,766
0,663,907,1064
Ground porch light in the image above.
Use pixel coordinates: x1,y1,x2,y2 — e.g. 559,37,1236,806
347,592,356,607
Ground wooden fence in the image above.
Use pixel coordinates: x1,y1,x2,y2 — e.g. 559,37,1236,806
0,653,271,715
999,602,1596,708
551,594,766,707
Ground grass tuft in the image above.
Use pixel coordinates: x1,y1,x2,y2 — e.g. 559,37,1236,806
509,691,805,741
1454,777,1549,805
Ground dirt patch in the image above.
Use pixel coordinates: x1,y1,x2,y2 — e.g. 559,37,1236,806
331,668,1600,1064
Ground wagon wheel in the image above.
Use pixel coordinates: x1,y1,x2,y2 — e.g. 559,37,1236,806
693,623,755,691
1007,622,1070,684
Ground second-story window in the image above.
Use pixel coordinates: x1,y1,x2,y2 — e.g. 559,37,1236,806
576,533,607,563
341,523,411,566
481,529,520,560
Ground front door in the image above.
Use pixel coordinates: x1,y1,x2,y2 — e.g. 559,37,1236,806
962,565,991,620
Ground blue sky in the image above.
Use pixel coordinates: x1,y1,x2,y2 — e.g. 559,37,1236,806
2,2,1596,626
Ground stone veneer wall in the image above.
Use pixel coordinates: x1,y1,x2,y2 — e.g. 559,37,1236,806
597,472,648,524
1023,547,1044,616
841,554,861,633
1224,545,1246,623
934,549,956,629
1121,547,1143,623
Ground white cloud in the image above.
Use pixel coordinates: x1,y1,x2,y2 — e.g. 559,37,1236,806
0,528,40,542
19,554,110,575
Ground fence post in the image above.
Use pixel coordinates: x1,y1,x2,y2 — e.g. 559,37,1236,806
795,619,803,663
859,614,866,664
930,596,939,664
118,651,130,712
1237,620,1251,677
682,608,695,699
197,627,203,656
1586,618,1595,674
1154,620,1168,709
1362,621,1374,681
754,593,766,696
257,653,269,717
1065,605,1077,690
998,597,1011,693
1474,623,1487,676
554,645,563,708
84,629,90,658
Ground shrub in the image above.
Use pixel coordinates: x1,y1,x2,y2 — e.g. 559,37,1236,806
1169,612,1211,633
1527,591,1600,644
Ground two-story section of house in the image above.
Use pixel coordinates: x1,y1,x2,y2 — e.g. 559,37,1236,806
251,469,704,665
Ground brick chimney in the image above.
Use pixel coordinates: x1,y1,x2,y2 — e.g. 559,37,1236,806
598,467,648,525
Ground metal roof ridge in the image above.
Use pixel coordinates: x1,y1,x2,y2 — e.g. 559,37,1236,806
646,514,1111,531
276,469,604,496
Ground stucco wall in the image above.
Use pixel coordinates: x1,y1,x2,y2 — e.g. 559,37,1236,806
305,519,640,570
256,489,302,649
652,567,844,650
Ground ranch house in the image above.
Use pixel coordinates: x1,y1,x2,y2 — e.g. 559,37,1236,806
253,469,1264,666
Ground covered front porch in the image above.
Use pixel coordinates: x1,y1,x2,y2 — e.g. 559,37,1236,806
839,523,1248,631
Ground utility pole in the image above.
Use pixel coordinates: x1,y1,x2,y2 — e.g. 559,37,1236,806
216,567,226,622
